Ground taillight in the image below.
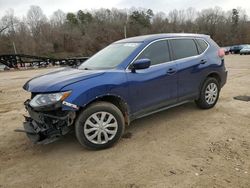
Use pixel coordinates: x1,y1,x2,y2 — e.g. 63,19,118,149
218,48,225,58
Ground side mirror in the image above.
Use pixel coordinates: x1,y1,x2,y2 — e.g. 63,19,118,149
130,58,151,72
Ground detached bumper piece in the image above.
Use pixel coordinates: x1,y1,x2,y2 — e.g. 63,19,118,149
19,101,76,144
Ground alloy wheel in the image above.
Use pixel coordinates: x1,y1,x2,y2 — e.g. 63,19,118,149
84,112,118,144
205,83,218,105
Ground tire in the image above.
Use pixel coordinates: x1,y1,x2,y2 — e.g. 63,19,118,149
75,101,125,150
195,77,220,109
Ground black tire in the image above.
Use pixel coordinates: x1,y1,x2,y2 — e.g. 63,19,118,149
75,101,125,150
195,77,220,109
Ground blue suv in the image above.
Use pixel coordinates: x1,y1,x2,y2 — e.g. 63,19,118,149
21,33,227,149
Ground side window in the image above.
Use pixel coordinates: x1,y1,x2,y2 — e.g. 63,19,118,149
137,40,170,66
170,39,199,60
196,39,209,54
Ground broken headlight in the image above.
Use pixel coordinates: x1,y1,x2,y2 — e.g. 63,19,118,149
29,91,71,108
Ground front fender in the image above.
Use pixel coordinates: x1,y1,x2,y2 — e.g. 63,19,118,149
60,71,129,111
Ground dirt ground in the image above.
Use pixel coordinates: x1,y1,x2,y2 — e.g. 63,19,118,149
0,55,249,188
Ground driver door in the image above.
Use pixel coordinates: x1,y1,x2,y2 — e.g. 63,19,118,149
126,40,178,116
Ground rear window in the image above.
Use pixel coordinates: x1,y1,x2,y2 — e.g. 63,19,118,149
196,39,209,54
170,39,199,60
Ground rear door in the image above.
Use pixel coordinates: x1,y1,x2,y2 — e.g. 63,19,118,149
126,40,178,115
169,38,209,101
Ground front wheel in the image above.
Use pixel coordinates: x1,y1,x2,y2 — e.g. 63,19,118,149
195,77,220,109
75,102,125,150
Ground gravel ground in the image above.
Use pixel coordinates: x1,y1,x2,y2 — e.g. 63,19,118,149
0,55,250,188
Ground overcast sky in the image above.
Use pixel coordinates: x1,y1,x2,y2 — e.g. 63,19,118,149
0,0,249,18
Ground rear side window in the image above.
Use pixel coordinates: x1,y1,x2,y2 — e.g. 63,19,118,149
196,39,209,54
170,39,198,60
137,40,170,65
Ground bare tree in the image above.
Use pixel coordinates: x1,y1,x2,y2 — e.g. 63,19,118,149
26,5,47,37
0,9,18,35
185,7,197,22
51,9,66,27
0,6,250,56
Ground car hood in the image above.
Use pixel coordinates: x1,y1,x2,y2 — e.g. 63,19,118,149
23,67,105,93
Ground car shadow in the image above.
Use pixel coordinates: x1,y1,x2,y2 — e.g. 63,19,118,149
126,102,198,131
31,102,199,153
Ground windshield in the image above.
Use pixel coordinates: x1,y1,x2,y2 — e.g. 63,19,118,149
79,43,141,70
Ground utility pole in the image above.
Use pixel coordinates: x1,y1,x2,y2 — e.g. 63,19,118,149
12,41,17,54
124,10,128,38
124,25,127,38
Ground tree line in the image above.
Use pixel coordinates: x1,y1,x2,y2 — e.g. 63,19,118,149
0,6,249,57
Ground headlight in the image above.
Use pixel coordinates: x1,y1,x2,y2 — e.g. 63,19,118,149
29,91,71,108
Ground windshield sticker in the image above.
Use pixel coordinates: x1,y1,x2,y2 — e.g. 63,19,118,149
124,43,139,47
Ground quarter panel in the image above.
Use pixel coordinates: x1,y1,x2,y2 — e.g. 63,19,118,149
176,55,208,101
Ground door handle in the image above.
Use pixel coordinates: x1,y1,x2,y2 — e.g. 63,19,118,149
200,59,207,64
166,68,177,75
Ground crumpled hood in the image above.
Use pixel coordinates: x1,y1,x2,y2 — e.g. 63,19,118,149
23,67,105,93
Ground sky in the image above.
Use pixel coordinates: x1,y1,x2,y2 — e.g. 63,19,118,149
0,0,250,18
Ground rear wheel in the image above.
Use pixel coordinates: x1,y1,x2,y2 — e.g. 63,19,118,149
195,77,220,109
75,102,125,150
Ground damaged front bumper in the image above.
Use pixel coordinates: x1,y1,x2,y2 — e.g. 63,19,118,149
16,100,76,144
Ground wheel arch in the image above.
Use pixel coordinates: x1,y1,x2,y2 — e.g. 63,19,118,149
195,71,221,109
198,71,221,98
201,71,221,88
81,94,131,125
206,72,221,85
